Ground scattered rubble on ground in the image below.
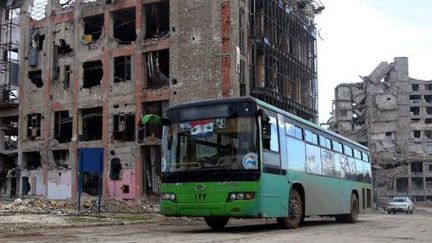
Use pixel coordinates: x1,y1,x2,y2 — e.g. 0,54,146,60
0,198,160,215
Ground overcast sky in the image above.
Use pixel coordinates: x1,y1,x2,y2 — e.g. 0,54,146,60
316,0,432,124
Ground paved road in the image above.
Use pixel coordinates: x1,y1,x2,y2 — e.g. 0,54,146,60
1,213,431,243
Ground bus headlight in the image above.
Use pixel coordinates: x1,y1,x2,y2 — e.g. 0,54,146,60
227,192,255,202
161,193,176,201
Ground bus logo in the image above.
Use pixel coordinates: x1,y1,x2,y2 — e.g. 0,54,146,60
194,185,207,202
195,185,206,192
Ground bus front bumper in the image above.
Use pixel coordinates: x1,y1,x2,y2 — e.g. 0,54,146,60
160,200,260,217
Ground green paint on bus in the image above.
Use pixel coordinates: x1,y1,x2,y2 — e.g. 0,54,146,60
160,97,372,229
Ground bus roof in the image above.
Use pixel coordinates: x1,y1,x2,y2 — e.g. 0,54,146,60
165,96,369,152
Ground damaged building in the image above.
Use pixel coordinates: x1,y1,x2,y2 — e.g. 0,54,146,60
13,0,322,200
0,1,20,199
329,57,432,203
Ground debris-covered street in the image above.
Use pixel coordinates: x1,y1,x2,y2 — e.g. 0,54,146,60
0,212,431,243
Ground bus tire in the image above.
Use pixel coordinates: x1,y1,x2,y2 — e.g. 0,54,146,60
204,217,229,230
346,194,359,223
277,188,303,229
335,193,359,223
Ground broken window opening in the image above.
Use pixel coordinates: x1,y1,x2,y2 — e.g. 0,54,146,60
64,65,71,90
28,70,43,88
410,107,420,116
385,132,393,139
144,1,169,39
425,130,432,139
27,114,41,140
239,6,246,52
82,172,98,196
426,118,432,124
409,95,421,103
411,162,423,174
426,178,432,188
426,84,432,91
54,111,72,143
22,177,30,195
113,114,135,141
425,95,432,103
412,84,419,91
411,177,424,190
83,14,104,43
426,107,432,115
142,146,161,195
396,177,408,192
83,60,103,88
80,107,103,141
411,118,421,123
38,35,45,51
121,184,129,193
57,39,73,55
413,130,421,139
240,60,246,96
109,158,122,181
23,151,42,170
53,150,70,169
144,49,169,89
112,8,137,44
1,117,18,150
114,56,132,82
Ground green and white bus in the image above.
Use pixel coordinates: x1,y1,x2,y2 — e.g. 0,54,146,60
160,97,372,229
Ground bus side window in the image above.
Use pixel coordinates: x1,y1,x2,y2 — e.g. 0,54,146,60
269,116,279,152
286,136,306,172
305,143,322,175
321,148,335,177
333,141,342,153
262,116,281,169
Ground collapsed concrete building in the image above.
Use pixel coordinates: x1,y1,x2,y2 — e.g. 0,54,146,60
9,0,322,200
0,1,20,198
329,57,432,203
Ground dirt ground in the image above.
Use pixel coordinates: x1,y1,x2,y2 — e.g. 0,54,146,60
0,211,431,243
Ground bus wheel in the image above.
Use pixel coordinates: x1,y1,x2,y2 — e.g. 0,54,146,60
277,188,303,229
346,194,359,223
204,217,229,230
335,193,358,223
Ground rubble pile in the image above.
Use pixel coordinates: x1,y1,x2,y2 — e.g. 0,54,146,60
0,198,160,215
84,198,160,214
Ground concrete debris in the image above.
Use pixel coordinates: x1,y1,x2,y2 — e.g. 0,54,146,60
366,61,391,84
0,198,160,215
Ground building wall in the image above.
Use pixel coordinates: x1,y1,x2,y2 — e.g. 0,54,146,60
18,0,173,200
330,57,432,203
15,0,322,200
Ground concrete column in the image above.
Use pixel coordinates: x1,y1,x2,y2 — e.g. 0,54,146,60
17,0,34,198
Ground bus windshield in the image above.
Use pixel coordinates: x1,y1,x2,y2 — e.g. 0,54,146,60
162,117,257,173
